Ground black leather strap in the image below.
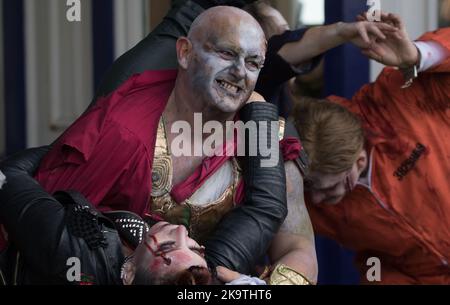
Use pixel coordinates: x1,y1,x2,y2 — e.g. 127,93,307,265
204,102,287,274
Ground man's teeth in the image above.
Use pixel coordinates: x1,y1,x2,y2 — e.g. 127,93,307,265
218,80,239,94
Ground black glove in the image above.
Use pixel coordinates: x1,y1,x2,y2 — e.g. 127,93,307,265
204,102,287,275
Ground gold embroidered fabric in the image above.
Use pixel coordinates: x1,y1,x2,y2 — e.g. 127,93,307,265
149,117,240,243
268,264,312,285
149,116,286,243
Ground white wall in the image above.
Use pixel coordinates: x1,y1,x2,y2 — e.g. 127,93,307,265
273,0,301,28
0,0,4,156
114,0,148,60
24,0,93,147
370,0,439,81
24,0,148,148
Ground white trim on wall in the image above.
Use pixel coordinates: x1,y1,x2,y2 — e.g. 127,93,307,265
0,0,5,155
48,0,63,133
24,0,93,147
113,0,146,60
25,0,40,148
427,0,439,30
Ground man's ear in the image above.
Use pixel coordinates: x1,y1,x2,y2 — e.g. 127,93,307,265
121,260,136,285
176,37,192,70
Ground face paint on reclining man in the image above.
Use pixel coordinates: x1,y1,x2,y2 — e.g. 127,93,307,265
176,7,267,119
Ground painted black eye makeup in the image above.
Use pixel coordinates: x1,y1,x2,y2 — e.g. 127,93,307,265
215,48,237,60
246,60,264,71
157,241,177,254
189,246,206,257
144,235,174,266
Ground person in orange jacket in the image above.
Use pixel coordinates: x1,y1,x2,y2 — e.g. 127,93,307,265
291,13,450,284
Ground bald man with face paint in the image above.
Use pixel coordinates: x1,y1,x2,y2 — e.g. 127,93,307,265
0,6,317,285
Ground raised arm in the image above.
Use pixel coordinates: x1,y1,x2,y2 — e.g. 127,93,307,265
277,21,397,67
356,13,450,71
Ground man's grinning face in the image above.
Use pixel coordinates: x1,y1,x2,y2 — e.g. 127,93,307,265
186,26,266,114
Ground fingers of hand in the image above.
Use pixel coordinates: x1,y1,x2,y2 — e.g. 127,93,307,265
247,91,266,103
216,266,241,283
368,24,387,40
357,25,371,44
376,22,398,33
361,47,383,62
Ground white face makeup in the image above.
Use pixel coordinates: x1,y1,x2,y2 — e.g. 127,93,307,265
133,222,207,280
305,149,368,205
184,14,266,114
306,162,360,205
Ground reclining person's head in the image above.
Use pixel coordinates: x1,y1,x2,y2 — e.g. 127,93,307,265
175,6,267,115
121,222,212,285
244,0,290,39
292,98,367,205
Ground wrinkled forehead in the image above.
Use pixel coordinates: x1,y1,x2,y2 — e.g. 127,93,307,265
202,20,266,56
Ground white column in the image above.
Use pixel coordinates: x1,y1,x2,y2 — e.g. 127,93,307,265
24,0,39,148
113,0,147,60
24,0,93,147
0,0,4,155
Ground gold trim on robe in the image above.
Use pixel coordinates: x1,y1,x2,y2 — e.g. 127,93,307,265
149,116,286,243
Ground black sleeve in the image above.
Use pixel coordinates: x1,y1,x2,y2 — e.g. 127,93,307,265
0,149,122,284
204,102,287,275
255,29,323,101
0,147,69,276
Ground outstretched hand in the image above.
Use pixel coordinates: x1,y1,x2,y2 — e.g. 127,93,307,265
216,266,242,283
356,12,419,68
336,20,398,49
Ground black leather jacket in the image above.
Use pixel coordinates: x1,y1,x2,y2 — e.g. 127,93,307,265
0,102,287,284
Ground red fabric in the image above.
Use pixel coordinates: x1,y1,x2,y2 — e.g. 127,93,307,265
280,137,302,161
306,29,450,284
35,70,177,216
33,69,302,219
171,136,237,204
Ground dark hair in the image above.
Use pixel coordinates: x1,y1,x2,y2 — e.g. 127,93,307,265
244,1,286,39
173,266,213,285
133,266,213,285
